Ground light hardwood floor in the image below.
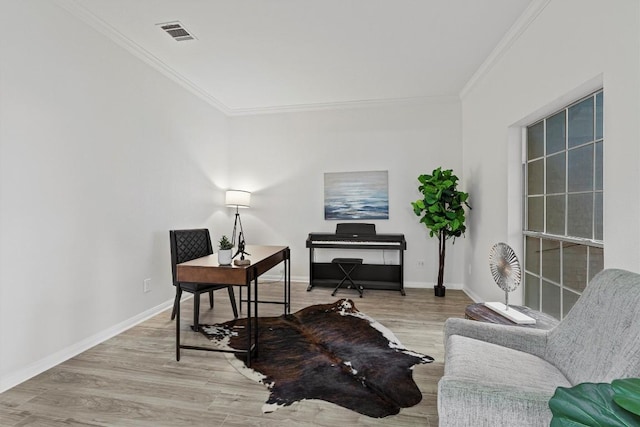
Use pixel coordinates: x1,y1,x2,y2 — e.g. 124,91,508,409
0,282,472,427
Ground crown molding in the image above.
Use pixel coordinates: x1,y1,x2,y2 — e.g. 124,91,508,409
53,0,233,115
459,0,553,100
227,94,461,117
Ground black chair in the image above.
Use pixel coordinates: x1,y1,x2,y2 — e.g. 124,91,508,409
169,229,238,330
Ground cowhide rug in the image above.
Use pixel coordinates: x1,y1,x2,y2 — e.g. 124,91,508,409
199,299,433,418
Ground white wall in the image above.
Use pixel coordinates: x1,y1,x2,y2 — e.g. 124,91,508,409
461,0,640,302
228,99,463,288
0,1,233,391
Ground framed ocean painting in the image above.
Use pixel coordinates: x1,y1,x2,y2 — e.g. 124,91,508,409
324,170,389,220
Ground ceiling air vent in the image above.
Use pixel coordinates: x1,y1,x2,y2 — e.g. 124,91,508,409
157,21,196,41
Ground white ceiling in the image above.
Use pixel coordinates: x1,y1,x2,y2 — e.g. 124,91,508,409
63,0,534,114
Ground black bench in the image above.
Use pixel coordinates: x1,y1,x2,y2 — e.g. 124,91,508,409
331,258,364,298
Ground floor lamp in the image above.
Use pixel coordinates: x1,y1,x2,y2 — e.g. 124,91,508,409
225,190,251,264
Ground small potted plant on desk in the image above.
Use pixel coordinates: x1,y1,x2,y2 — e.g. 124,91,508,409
218,235,233,265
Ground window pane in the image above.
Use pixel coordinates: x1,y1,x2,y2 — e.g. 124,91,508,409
546,195,565,235
528,121,544,159
525,236,540,274
528,196,544,232
594,192,603,241
525,273,540,310
567,193,593,238
563,289,580,319
546,111,566,155
588,247,604,282
568,97,594,148
563,243,587,292
595,91,603,140
568,144,594,192
541,239,560,283
546,152,565,194
528,159,544,195
595,141,603,191
541,280,561,319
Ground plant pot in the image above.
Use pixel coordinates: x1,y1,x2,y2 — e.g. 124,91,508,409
218,249,232,265
434,285,446,297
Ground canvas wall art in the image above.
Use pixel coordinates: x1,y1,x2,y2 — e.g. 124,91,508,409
324,170,389,220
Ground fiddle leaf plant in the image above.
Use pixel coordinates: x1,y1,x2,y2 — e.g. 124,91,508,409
218,235,233,250
411,167,470,296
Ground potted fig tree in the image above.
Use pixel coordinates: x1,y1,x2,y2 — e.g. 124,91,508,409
218,235,233,265
411,167,470,297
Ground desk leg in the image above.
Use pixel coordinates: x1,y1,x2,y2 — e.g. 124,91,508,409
246,279,252,367
287,251,291,314
176,286,181,361
283,252,289,314
254,269,259,360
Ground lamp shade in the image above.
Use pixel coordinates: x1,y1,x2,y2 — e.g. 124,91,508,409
225,190,251,208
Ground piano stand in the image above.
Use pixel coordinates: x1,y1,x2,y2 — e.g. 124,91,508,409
331,258,364,298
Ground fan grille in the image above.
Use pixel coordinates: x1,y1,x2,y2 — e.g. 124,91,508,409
489,242,521,292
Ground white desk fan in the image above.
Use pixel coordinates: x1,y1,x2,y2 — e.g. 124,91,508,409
486,242,535,324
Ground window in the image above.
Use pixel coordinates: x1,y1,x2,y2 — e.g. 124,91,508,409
523,91,604,320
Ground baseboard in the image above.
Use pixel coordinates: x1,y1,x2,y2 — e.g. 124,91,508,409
461,286,483,303
403,281,464,290
0,298,174,393
261,275,464,291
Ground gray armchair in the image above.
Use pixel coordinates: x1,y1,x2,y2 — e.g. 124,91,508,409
438,269,640,426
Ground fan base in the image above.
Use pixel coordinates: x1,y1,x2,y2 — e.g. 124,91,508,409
484,302,536,324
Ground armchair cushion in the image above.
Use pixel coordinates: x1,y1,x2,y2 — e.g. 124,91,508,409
439,335,570,426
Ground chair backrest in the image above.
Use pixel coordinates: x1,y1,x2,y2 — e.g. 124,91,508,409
545,268,640,384
169,229,213,285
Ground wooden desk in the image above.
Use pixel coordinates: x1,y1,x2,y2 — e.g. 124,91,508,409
176,245,290,365
465,303,559,330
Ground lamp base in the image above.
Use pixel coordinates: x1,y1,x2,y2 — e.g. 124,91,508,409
234,258,251,266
